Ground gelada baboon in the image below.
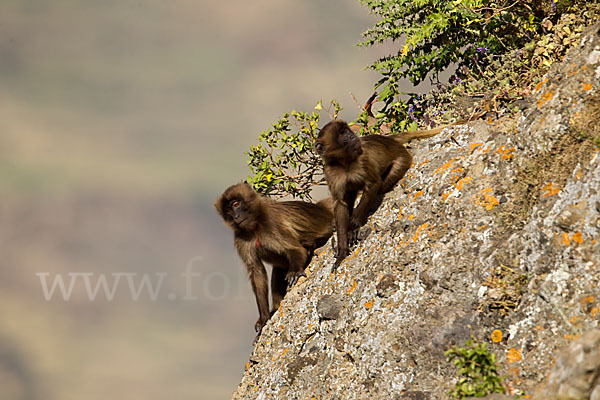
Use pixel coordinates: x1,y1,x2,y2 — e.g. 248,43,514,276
215,182,333,336
316,119,471,267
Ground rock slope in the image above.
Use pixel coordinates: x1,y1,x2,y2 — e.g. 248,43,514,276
232,24,600,399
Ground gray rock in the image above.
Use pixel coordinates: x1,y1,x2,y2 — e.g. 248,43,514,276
316,294,342,320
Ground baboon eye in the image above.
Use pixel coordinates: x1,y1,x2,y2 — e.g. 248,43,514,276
232,200,240,208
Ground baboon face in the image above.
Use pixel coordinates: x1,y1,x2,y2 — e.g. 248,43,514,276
316,120,362,162
226,198,249,225
215,183,259,232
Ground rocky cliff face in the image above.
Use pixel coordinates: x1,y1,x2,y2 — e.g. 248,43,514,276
232,24,600,400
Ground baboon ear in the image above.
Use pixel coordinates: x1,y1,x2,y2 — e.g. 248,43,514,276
315,142,324,155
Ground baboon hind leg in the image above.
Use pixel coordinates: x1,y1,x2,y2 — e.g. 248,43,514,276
380,149,412,194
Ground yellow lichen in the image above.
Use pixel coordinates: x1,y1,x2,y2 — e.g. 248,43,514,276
470,143,484,153
541,182,560,197
583,83,593,91
491,329,503,343
434,159,456,174
473,188,500,210
538,91,554,108
507,348,522,363
495,145,515,160
581,296,595,306
455,176,472,191
347,279,357,296
535,77,548,92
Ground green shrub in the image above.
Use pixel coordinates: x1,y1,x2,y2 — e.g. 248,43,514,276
445,338,506,398
357,0,563,131
245,100,341,199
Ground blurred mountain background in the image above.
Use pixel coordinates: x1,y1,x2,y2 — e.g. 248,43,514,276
0,1,396,399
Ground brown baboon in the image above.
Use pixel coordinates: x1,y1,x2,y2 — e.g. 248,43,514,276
316,119,471,267
215,183,333,336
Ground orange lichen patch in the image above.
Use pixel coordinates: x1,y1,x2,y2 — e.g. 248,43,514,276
410,230,420,242
435,160,454,174
570,315,579,325
507,348,522,363
538,90,554,108
583,83,593,91
541,182,561,197
364,298,375,309
408,214,415,221
347,279,357,296
434,157,462,175
481,146,491,154
398,206,404,220
536,325,542,331
581,296,595,306
491,329,503,343
455,176,472,191
495,145,515,160
561,232,584,246
470,142,484,153
535,77,548,92
591,307,599,317
413,190,424,200
418,159,430,167
245,362,250,371
442,192,450,202
564,333,582,342
408,223,433,244
473,188,500,210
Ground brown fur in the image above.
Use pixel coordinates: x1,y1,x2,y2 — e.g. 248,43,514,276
215,183,333,336
316,119,464,267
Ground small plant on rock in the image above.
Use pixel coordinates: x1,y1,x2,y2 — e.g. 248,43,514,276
445,338,506,398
